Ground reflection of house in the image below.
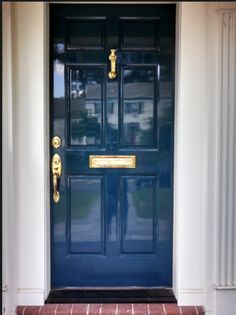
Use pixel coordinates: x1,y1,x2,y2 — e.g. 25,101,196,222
69,79,172,145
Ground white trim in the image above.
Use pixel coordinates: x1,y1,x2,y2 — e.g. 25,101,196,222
214,289,236,315
172,1,181,300
2,286,9,293
3,2,17,315
213,286,236,291
17,289,45,294
217,9,236,13
43,2,51,299
178,289,203,293
177,289,204,306
49,1,178,3
17,289,45,306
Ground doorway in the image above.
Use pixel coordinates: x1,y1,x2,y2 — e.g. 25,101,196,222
50,3,175,290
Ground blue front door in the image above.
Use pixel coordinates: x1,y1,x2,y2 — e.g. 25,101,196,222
50,4,175,288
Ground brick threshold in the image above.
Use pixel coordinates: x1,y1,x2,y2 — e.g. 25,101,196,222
16,304,205,315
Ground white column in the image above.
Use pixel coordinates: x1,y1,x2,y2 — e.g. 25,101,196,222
214,10,236,288
216,11,236,288
11,2,50,306
2,3,17,315
213,8,236,315
174,2,207,305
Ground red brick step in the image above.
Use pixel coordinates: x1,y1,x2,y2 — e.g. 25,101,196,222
16,304,205,315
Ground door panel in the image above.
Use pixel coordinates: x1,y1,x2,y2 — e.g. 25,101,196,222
67,19,106,50
120,176,156,254
121,67,156,147
50,4,175,288
120,19,158,50
69,66,105,146
69,176,104,254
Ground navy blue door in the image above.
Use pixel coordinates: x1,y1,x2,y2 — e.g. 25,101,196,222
50,4,175,288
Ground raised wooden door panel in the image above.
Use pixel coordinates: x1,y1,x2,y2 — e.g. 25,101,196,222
50,4,175,288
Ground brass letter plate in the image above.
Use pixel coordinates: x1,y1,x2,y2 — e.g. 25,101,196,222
89,155,136,168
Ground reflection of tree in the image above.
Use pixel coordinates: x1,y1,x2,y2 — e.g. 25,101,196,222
71,110,100,141
124,69,154,83
131,187,152,219
159,123,171,150
107,124,118,148
140,117,154,145
132,184,172,220
157,188,172,220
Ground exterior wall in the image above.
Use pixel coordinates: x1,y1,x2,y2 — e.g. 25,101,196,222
2,2,236,315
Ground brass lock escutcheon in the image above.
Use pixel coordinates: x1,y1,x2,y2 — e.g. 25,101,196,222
52,153,62,203
52,136,61,149
108,49,117,79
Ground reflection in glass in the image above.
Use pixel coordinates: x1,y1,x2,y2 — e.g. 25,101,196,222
123,68,155,146
70,68,102,145
70,178,102,253
107,82,118,148
158,62,173,150
122,177,154,253
54,43,65,54
53,59,65,139
53,174,66,243
157,171,172,242
159,17,174,52
54,59,65,98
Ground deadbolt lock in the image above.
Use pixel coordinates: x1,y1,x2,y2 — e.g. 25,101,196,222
52,136,61,149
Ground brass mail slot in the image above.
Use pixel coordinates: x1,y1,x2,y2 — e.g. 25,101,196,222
89,155,136,168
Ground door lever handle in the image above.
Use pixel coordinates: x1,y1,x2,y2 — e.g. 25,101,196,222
108,49,117,79
52,153,62,203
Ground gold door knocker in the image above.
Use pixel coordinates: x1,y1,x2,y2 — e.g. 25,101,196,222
108,49,117,79
52,153,62,203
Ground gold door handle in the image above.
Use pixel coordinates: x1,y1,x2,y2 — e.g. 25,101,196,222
108,49,117,79
52,153,62,203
